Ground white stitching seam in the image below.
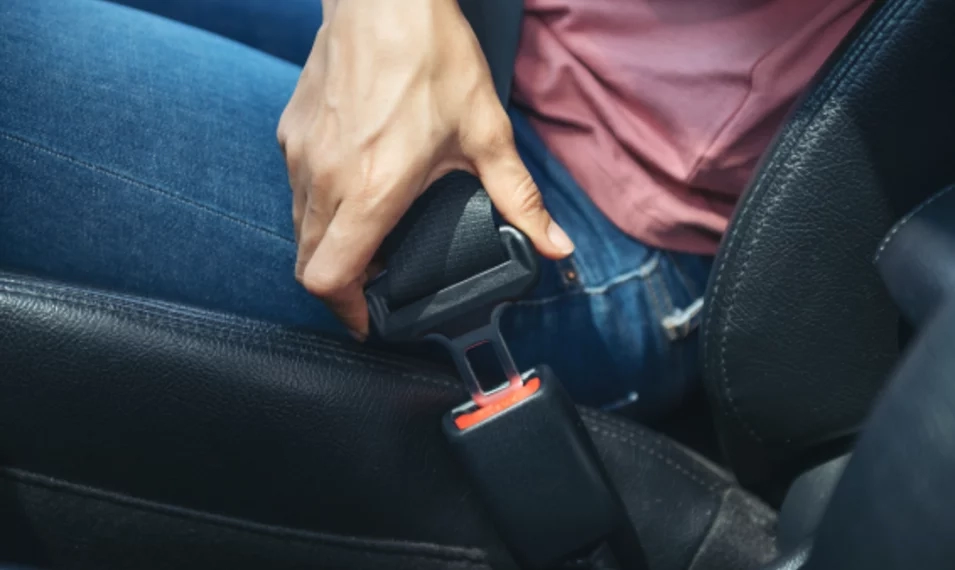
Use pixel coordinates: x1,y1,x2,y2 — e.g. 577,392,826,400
0,468,488,565
0,284,461,391
705,0,916,444
873,184,955,263
509,252,660,308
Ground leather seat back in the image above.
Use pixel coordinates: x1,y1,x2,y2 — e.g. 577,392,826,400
702,0,955,493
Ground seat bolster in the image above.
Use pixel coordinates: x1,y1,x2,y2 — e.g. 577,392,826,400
876,184,955,329
0,272,775,570
702,0,955,490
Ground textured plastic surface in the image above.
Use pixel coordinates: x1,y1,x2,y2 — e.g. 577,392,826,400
367,226,538,342
443,367,631,569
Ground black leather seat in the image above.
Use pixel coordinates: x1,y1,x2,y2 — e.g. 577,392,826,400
2,0,954,568
702,0,955,498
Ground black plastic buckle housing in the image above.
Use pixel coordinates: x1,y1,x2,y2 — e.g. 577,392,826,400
366,226,539,406
368,224,645,568
443,366,639,569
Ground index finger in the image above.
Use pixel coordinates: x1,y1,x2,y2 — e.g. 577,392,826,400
301,187,415,336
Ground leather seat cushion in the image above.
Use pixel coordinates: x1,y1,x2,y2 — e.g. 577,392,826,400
0,272,776,570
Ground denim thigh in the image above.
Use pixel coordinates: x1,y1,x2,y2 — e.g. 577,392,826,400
0,0,341,333
103,0,322,65
1,0,713,417
503,111,714,419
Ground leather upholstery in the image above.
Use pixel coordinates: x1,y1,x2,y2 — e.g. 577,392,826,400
806,298,955,569
761,545,810,570
875,184,955,329
701,0,955,491
0,272,777,570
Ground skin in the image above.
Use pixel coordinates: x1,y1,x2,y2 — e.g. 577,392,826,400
277,0,574,340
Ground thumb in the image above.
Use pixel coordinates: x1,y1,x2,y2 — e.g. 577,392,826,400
473,142,575,260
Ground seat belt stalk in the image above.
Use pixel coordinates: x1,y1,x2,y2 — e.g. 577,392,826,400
366,215,647,569
444,365,647,569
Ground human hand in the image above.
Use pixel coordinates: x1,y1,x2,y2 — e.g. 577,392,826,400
277,0,574,339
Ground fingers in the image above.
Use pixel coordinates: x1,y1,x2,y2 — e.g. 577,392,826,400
292,179,308,242
295,193,335,279
299,185,414,339
469,121,574,260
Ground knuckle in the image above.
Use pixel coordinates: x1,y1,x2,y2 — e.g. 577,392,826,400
304,199,331,222
512,174,546,218
475,121,515,158
308,165,334,195
276,115,290,146
354,179,390,210
276,127,287,150
282,135,305,170
277,110,299,151
301,268,350,298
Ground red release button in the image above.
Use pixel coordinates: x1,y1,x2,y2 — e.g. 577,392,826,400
453,377,541,430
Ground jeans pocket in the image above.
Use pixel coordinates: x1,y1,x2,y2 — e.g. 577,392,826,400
640,252,711,409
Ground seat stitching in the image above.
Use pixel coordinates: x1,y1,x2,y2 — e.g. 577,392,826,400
585,426,722,493
706,0,916,444
713,0,911,442
587,427,720,492
0,277,367,359
0,467,488,565
684,490,775,570
684,488,731,570
0,278,456,384
579,408,653,437
0,286,462,391
580,408,737,484
0,130,295,245
873,184,955,263
0,285,451,386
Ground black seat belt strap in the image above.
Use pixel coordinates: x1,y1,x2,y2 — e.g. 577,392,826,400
365,3,648,568
370,0,527,322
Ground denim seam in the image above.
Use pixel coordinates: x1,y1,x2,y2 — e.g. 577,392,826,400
655,269,676,315
511,253,660,308
0,284,460,390
0,468,487,565
648,268,690,389
667,252,698,300
0,130,295,245
643,268,669,324
706,0,912,444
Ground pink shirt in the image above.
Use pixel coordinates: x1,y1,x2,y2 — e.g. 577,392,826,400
514,0,873,255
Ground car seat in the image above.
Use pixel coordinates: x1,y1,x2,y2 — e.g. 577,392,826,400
2,0,954,568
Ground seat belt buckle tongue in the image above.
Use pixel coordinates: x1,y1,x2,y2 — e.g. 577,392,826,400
366,225,539,407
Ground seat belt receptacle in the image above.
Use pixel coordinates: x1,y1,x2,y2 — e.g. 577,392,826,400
367,209,646,569
443,365,630,569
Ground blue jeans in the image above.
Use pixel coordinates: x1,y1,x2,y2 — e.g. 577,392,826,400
0,0,713,420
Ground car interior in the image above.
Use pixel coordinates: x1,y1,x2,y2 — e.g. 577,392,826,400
2,0,955,568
